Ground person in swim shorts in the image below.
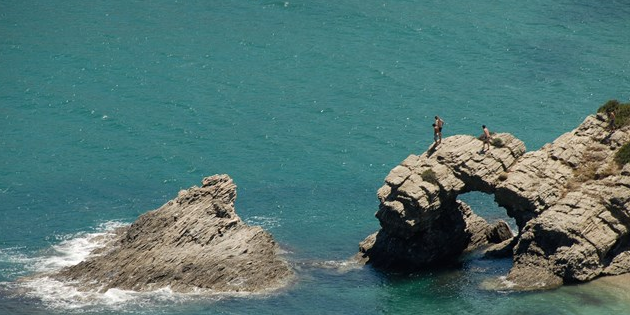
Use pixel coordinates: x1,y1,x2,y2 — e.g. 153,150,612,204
609,110,616,131
482,125,491,152
435,116,444,143
433,123,440,145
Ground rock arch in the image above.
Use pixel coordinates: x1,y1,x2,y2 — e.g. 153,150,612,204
357,133,526,270
358,115,630,291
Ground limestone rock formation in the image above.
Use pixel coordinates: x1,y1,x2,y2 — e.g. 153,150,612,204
498,114,630,290
359,113,630,291
54,174,293,293
357,133,524,270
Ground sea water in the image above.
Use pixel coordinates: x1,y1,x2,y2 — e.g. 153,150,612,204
1,0,629,314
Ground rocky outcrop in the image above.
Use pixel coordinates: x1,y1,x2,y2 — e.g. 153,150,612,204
359,114,630,291
357,133,524,270
53,175,293,293
499,115,630,290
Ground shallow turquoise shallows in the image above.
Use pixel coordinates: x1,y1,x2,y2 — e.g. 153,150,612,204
1,0,630,314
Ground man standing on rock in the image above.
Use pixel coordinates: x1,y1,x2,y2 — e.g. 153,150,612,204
481,125,492,152
433,123,440,145
608,110,616,131
435,116,444,143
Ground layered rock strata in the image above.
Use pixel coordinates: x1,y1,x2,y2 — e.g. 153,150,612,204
54,174,293,293
357,133,524,270
359,114,630,290
499,115,630,290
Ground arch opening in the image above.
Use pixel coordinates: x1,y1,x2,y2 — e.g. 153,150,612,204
457,191,518,235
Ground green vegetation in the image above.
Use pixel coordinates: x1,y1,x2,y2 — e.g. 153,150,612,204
598,99,630,128
615,142,630,166
477,132,493,141
599,100,630,166
421,169,439,186
476,133,504,147
491,137,504,148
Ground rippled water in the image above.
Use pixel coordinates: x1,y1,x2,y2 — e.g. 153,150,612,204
1,0,629,313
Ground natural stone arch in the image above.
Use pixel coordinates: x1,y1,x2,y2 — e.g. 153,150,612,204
458,191,518,233
357,133,526,270
358,114,630,291
494,115,630,290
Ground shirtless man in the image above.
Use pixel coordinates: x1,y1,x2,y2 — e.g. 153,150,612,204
482,125,491,152
609,110,616,131
432,123,440,145
435,116,444,143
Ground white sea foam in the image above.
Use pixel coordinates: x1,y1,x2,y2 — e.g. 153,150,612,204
0,246,32,278
0,221,181,311
298,259,363,273
20,276,198,312
1,222,126,276
245,215,282,229
499,276,517,289
32,221,128,273
0,246,29,264
479,275,518,292
4,221,254,312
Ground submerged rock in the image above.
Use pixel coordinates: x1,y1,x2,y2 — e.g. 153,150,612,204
359,114,630,291
53,174,293,293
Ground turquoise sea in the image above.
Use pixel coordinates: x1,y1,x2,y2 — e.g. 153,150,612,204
1,1,630,314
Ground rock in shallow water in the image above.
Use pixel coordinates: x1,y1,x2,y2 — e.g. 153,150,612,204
359,114,630,291
356,133,523,270
53,174,293,293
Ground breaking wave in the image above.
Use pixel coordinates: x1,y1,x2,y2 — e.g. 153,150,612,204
0,221,279,313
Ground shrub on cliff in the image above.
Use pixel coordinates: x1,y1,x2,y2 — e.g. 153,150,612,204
599,99,621,112
477,132,495,141
491,137,505,148
615,143,630,166
421,169,439,186
598,99,630,127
